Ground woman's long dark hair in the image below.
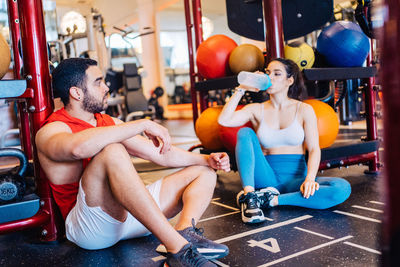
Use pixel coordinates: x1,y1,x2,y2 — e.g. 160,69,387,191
271,58,306,100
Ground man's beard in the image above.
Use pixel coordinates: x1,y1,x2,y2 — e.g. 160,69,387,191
82,91,107,114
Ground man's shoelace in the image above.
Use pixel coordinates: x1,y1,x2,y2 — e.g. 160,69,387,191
181,246,208,266
187,218,205,238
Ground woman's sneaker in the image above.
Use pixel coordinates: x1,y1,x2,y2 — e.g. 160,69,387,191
157,219,229,260
164,243,217,267
236,191,265,224
256,187,280,209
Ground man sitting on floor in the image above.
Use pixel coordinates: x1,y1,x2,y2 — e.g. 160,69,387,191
36,58,230,267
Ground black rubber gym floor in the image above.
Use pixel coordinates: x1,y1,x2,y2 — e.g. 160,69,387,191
0,120,383,267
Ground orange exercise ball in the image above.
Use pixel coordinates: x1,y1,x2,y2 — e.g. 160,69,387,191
196,35,237,79
304,99,339,148
195,106,224,150
0,34,11,80
229,44,264,74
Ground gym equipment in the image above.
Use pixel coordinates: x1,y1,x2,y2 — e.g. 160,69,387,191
0,34,11,80
228,44,264,74
237,71,271,91
304,99,339,149
0,0,62,240
284,41,315,70
185,0,380,174
317,21,370,67
195,107,224,150
123,63,156,121
0,148,28,203
355,0,374,38
226,0,333,41
196,35,237,79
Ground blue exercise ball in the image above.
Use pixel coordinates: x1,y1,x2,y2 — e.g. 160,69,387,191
317,21,370,67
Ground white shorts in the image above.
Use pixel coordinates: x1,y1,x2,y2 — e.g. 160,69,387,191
65,179,163,250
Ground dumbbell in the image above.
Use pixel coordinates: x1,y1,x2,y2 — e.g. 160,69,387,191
0,148,28,204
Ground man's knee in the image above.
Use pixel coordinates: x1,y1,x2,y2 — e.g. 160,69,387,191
99,143,129,161
192,165,217,185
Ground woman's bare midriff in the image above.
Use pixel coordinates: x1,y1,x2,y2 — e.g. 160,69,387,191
262,145,304,155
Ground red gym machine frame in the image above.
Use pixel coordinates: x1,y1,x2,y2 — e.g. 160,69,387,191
381,0,400,261
0,0,62,241
184,0,380,173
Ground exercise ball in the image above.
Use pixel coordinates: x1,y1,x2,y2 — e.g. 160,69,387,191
219,122,253,153
0,34,11,80
218,105,252,152
195,106,224,150
317,21,370,67
284,41,315,70
229,44,264,74
304,99,339,149
196,35,237,79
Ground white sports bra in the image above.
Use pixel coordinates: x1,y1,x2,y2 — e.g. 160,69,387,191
256,103,305,149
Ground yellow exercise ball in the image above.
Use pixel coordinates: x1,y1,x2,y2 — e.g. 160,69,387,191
304,99,339,149
195,106,224,150
229,44,264,74
284,41,315,71
0,34,11,80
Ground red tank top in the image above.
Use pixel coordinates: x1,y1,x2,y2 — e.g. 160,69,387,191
43,108,115,220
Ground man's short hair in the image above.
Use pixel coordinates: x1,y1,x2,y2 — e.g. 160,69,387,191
52,58,98,106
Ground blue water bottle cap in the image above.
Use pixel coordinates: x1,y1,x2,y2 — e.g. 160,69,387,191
261,74,272,91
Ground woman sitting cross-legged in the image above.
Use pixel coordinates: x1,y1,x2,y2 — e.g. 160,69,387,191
218,58,351,224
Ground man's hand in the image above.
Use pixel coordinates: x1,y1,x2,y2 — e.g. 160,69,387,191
143,120,171,154
300,178,320,199
207,153,231,172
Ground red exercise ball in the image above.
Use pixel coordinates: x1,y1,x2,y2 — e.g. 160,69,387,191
219,122,253,153
218,106,253,152
304,99,339,148
196,35,237,79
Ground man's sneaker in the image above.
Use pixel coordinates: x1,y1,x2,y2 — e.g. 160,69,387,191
164,243,217,267
236,191,265,224
256,187,280,209
157,219,229,260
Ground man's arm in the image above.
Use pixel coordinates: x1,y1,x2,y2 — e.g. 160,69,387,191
35,119,171,162
112,118,231,171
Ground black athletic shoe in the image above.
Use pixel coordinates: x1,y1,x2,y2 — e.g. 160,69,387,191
236,191,265,224
157,219,229,259
163,243,217,267
256,187,280,209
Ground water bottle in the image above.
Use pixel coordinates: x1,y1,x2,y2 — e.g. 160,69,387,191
237,71,272,91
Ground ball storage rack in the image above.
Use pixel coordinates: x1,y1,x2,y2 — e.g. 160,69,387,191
183,0,380,173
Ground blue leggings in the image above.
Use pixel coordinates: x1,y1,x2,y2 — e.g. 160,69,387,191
235,128,351,209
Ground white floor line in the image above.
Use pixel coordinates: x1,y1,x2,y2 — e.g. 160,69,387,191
199,211,241,222
293,226,334,239
333,210,381,223
369,200,385,205
211,259,230,267
151,255,165,262
258,236,353,267
352,205,383,213
212,197,221,201
210,201,240,211
214,215,313,244
344,241,381,255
